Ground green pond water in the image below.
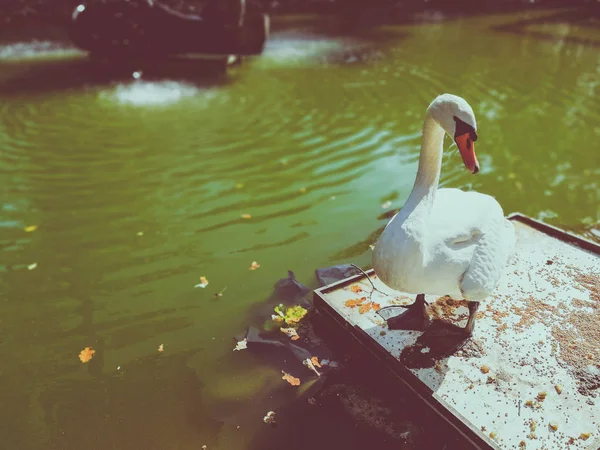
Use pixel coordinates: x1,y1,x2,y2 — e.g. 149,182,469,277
1,7,599,450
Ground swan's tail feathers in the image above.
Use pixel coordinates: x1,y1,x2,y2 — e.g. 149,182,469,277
460,219,516,301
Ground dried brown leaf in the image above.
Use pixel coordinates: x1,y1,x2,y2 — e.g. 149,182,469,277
345,297,366,308
281,371,300,386
280,327,300,341
350,284,362,293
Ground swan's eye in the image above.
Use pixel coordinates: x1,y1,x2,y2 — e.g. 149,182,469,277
453,116,477,141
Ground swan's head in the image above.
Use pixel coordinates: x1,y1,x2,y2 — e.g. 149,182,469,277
427,93,479,174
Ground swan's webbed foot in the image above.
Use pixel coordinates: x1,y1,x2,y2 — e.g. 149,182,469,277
378,294,430,331
419,301,479,341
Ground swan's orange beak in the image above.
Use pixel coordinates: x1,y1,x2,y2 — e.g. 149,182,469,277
455,133,479,174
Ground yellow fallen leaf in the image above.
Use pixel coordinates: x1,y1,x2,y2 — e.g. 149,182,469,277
24,225,38,232
158,344,164,352
280,327,299,340
371,302,381,311
194,276,209,288
79,347,95,363
311,356,321,368
241,214,252,219
249,261,260,270
281,371,300,386
345,297,366,308
350,284,362,293
358,303,371,314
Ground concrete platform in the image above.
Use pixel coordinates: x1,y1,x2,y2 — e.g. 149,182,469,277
314,214,600,450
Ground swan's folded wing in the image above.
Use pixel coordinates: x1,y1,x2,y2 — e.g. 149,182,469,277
459,219,516,301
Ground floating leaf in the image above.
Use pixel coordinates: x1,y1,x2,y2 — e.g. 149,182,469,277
284,305,307,325
311,356,321,368
235,183,244,189
241,214,252,219
79,347,95,363
381,200,392,209
136,231,144,236
195,276,209,288
303,358,321,377
263,411,276,424
249,261,260,271
215,287,227,298
281,371,300,386
273,304,308,325
345,297,366,308
27,263,37,270
24,225,38,232
280,327,299,340
299,187,307,193
233,339,247,351
350,284,362,293
158,344,164,352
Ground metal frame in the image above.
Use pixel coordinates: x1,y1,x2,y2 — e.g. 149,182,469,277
313,213,600,450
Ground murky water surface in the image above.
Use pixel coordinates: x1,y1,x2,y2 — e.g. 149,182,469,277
0,8,598,450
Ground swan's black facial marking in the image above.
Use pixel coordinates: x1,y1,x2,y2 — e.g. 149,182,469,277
454,116,478,142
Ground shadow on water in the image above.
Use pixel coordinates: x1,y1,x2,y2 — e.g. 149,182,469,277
36,350,222,450
0,55,234,96
491,8,600,48
242,310,468,450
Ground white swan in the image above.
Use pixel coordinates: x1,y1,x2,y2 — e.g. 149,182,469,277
372,93,516,338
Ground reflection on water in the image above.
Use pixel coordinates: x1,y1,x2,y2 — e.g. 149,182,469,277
0,7,599,450
0,40,82,60
105,80,205,106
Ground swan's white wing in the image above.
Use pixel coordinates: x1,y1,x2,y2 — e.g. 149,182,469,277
460,218,516,300
428,188,505,243
427,188,516,300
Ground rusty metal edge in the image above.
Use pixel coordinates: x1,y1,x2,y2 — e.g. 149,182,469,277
507,212,600,256
312,213,600,450
313,285,499,450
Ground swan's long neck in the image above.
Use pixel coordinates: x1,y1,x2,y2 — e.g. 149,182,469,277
403,114,445,215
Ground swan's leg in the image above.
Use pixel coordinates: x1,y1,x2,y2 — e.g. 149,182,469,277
464,301,479,335
420,300,480,339
380,294,430,331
